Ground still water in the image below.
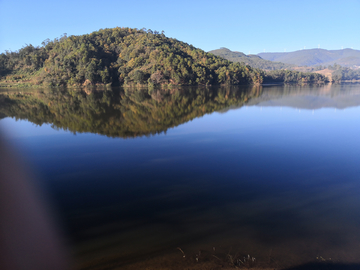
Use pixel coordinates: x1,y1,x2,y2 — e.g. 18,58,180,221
1,84,360,269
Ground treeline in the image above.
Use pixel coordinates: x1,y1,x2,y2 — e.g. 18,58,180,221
0,43,48,80
264,69,328,83
0,28,266,87
306,64,360,82
328,64,360,82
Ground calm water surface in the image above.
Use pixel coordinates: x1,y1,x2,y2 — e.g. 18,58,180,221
1,84,360,268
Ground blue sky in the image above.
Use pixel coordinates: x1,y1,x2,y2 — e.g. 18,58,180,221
1,0,359,54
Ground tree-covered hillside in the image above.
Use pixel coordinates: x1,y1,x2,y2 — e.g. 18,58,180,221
327,64,360,82
209,48,294,70
0,28,265,87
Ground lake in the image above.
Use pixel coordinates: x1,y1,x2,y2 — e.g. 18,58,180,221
1,84,360,269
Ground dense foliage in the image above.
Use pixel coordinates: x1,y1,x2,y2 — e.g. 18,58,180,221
264,69,328,83
327,64,360,82
0,28,266,87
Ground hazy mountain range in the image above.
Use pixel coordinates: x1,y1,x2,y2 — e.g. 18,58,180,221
208,48,294,70
210,48,360,68
258,48,360,67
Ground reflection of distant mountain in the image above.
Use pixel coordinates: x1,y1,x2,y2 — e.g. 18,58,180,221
257,95,360,110
248,84,360,110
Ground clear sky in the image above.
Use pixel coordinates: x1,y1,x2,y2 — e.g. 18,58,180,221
1,0,359,55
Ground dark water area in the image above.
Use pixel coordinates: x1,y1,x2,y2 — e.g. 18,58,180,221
1,84,360,269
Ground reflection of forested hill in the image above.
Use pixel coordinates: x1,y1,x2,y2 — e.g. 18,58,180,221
0,86,259,138
1,84,360,137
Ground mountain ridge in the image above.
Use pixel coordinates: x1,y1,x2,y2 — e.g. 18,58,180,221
209,47,294,70
258,48,360,67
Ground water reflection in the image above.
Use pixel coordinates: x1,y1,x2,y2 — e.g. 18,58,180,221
1,84,360,269
2,84,360,138
0,85,256,138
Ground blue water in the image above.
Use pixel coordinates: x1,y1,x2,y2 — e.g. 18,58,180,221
1,85,360,268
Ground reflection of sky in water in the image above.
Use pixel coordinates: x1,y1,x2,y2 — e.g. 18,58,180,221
1,105,360,267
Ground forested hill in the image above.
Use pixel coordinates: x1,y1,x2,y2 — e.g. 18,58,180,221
209,48,294,70
0,28,265,87
258,48,360,67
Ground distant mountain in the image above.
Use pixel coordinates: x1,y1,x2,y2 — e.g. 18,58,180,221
209,48,294,70
258,48,360,67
